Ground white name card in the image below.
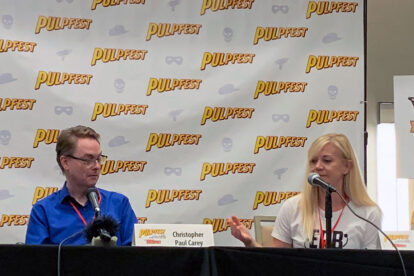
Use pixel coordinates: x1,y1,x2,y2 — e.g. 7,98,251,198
133,224,214,247
381,231,414,250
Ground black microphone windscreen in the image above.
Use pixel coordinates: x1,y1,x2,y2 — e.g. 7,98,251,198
84,215,119,242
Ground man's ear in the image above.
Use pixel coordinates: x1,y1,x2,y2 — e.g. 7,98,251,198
60,155,70,172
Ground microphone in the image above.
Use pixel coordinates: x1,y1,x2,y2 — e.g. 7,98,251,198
87,187,101,217
307,173,337,192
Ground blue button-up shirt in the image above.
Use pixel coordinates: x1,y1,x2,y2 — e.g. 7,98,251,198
25,184,137,245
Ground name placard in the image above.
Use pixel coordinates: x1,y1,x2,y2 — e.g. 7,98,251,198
381,231,414,250
133,224,214,247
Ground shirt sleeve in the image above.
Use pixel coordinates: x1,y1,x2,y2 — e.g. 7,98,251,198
25,204,50,244
118,197,138,246
361,206,382,249
271,198,294,244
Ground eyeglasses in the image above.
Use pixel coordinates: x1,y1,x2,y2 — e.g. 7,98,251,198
66,154,107,166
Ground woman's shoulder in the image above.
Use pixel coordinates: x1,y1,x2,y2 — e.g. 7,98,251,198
281,193,302,209
349,201,382,220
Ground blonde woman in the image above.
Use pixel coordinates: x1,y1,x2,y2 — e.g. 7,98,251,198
228,133,381,249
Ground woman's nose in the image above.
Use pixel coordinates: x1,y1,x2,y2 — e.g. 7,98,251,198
314,160,323,170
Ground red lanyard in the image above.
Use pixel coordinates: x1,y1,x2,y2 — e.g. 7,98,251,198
69,190,102,226
318,207,344,248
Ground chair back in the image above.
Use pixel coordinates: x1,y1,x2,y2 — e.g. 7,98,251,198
254,216,276,247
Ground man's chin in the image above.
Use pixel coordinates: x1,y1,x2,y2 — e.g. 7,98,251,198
88,176,99,184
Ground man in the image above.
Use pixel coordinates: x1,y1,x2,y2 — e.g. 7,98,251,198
26,125,137,245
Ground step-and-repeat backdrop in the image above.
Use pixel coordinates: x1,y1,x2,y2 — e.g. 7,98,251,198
0,0,364,245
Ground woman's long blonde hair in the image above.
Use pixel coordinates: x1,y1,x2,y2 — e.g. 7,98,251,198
298,133,377,240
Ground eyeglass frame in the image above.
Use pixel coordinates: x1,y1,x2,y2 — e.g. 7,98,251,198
65,154,107,166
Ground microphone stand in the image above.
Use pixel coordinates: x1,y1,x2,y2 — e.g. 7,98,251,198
325,190,332,248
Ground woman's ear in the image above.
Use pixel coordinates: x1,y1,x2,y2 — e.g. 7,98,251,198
344,159,353,175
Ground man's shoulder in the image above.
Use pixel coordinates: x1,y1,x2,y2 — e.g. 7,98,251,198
98,188,129,202
33,188,63,208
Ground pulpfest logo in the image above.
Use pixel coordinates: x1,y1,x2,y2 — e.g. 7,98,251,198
0,186,55,230
146,23,202,40
200,0,255,15
91,0,146,10
33,129,59,148
146,78,202,96
203,218,253,233
306,110,359,128
34,71,93,90
91,103,148,121
253,191,300,210
305,55,359,73
0,98,36,111
0,214,29,227
0,156,34,169
253,27,308,45
145,189,202,208
0,39,37,53
200,163,255,181
253,81,308,99
201,107,255,125
146,133,202,151
91,48,147,66
33,186,59,205
254,136,307,154
138,228,166,245
100,160,147,175
306,1,358,19
200,52,255,70
35,16,92,34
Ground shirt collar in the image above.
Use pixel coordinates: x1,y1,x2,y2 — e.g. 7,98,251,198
59,182,72,204
59,182,103,205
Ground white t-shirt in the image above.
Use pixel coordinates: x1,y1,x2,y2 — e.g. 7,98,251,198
272,195,382,249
